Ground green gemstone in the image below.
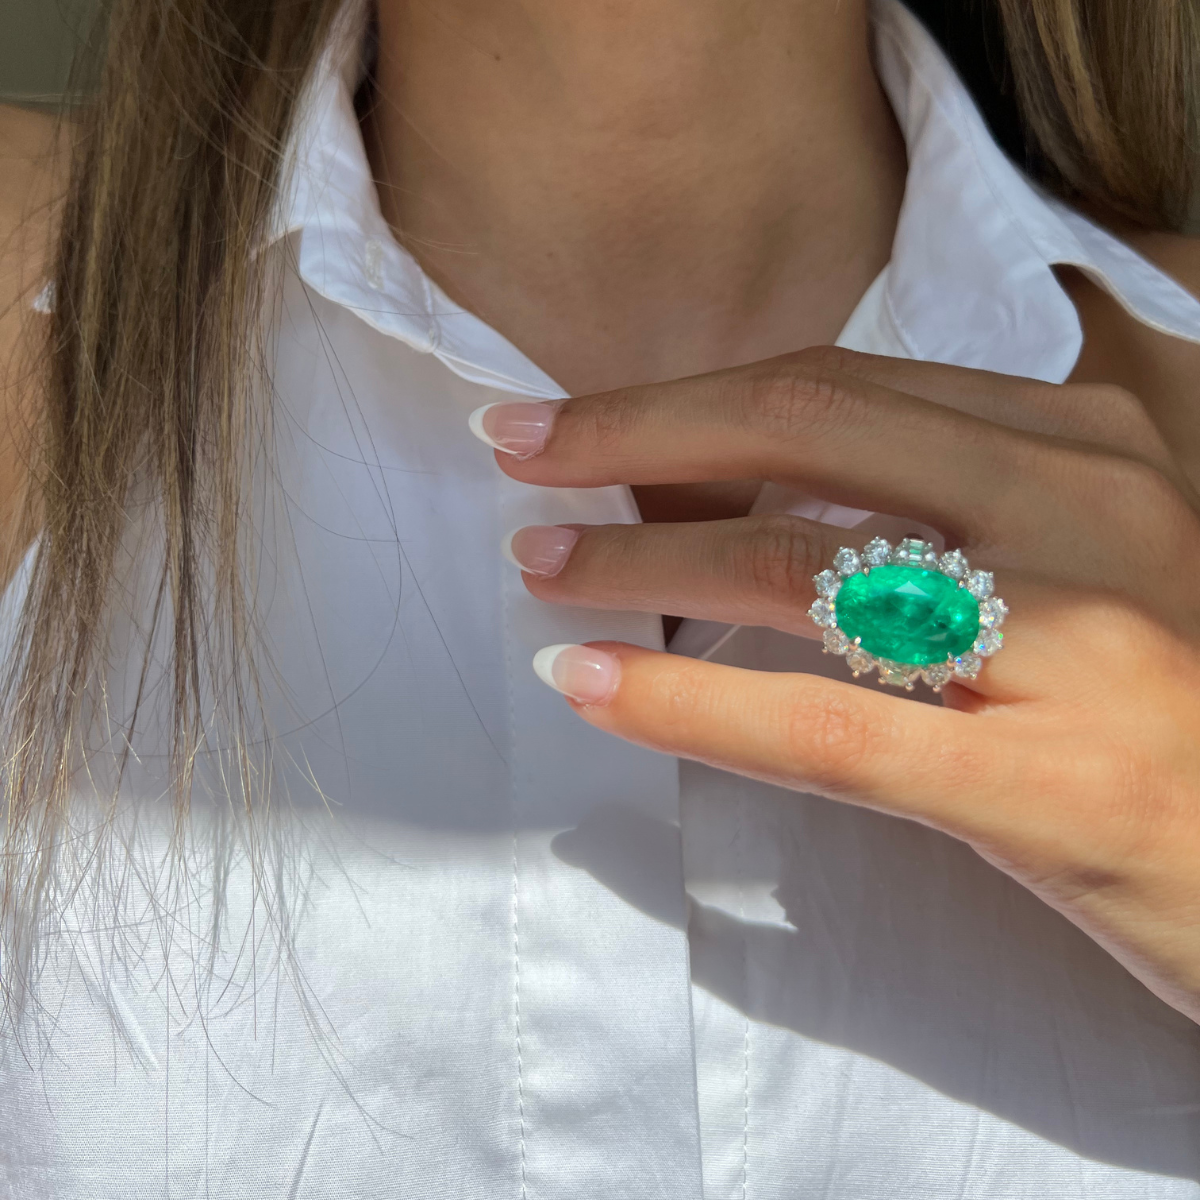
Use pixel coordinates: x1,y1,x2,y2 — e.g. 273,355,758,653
835,565,979,665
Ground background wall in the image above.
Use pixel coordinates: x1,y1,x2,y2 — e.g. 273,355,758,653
0,0,97,107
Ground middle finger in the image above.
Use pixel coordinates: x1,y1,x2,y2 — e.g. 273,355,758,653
509,514,848,635
509,516,1074,700
508,516,1061,698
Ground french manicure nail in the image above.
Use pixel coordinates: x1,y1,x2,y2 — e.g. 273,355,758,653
468,401,558,457
503,526,579,576
532,644,620,705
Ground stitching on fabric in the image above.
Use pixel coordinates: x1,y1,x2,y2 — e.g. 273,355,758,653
741,1017,750,1200
738,785,750,1200
511,839,529,1199
1049,218,1200,343
500,493,530,1200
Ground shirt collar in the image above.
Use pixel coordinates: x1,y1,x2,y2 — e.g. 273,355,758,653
871,0,1200,382
271,0,564,397
271,0,1200,393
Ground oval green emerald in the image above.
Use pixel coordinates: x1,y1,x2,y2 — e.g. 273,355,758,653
836,565,979,665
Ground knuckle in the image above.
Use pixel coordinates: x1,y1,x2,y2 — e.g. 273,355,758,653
569,391,642,452
1032,442,1194,551
789,344,862,377
1087,452,1192,531
1074,383,1171,460
736,360,864,442
1008,742,1162,903
1068,596,1154,659
783,688,877,792
1085,382,1147,426
739,515,822,601
926,726,995,789
1023,381,1166,456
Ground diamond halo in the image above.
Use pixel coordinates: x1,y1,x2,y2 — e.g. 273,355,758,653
807,538,1007,691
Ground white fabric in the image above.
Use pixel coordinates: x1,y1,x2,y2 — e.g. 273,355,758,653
4,3,1200,1197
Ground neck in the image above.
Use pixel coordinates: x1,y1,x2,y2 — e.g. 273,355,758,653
366,0,907,395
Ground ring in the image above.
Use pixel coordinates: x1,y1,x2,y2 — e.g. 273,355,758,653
808,537,1007,691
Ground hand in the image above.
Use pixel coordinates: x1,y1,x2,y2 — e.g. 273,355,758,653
472,347,1200,1023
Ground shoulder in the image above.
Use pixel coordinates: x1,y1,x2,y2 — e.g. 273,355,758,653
0,104,66,215
0,105,66,282
0,105,67,575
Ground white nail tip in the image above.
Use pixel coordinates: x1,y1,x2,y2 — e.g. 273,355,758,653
467,403,515,453
532,644,576,692
501,529,522,570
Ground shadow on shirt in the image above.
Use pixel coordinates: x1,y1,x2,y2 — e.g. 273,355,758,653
552,796,1200,1184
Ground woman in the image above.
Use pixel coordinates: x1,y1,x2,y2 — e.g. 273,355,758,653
1,0,1199,1194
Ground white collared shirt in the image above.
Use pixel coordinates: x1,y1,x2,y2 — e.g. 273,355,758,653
4,3,1200,1197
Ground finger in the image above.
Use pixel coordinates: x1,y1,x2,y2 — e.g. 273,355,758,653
534,641,1025,848
473,354,1098,546
512,518,1056,701
510,515,847,635
802,348,1174,471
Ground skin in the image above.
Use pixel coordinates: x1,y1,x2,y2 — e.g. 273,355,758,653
0,105,59,578
364,0,1200,1022
365,0,908,398
485,349,1200,1023
3,0,1200,1021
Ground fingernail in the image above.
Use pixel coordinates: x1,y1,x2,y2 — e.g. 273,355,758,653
532,644,620,705
468,401,557,457
502,526,580,576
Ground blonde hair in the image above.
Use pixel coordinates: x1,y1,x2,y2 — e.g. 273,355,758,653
998,0,1199,228
3,0,1198,1020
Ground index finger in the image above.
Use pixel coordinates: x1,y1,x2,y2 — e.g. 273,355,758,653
472,351,1064,543
807,348,1170,468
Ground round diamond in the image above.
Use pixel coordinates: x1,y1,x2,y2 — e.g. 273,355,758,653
966,570,994,600
814,569,842,599
953,652,982,679
809,598,838,628
863,537,891,567
974,628,1004,657
921,662,952,689
834,565,980,665
978,597,1008,628
823,629,850,655
877,660,920,689
939,549,968,580
834,547,862,576
846,649,874,675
